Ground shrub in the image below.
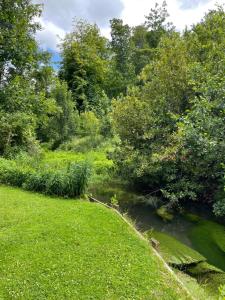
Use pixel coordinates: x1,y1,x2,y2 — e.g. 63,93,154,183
24,163,89,198
0,158,32,187
24,163,90,198
0,158,90,198
59,135,104,153
213,180,225,217
78,111,100,137
23,171,51,193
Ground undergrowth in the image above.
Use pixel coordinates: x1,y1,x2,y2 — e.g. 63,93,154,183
0,157,89,197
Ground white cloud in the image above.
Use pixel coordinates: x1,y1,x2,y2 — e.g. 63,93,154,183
33,0,124,30
34,0,224,51
36,19,66,51
121,0,224,30
33,0,123,50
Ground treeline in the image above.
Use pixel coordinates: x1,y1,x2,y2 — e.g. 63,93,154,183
1,0,225,216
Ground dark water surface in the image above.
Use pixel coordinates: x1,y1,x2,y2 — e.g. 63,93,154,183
128,204,225,271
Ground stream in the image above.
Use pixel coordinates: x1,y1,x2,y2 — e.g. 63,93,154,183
127,204,225,272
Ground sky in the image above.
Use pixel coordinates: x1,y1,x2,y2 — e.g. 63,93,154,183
33,0,224,53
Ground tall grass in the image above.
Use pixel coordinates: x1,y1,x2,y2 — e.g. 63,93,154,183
0,158,90,198
0,158,32,187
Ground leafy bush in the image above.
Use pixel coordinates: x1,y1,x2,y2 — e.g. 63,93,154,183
213,179,225,217
78,112,100,137
60,135,104,153
214,200,225,218
24,163,90,197
0,158,33,187
0,76,58,156
111,9,225,215
0,158,90,198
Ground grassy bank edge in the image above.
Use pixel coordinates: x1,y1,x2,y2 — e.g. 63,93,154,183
90,196,194,300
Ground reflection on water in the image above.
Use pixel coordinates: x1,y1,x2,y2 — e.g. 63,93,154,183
128,204,225,271
128,205,194,247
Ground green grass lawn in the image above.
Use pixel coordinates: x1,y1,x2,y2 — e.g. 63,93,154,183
0,186,190,299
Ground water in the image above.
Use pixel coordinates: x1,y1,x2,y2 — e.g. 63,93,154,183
128,205,194,246
127,204,225,271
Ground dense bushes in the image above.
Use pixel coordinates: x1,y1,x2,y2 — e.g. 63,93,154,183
0,158,90,197
0,158,33,187
112,7,225,217
60,135,104,153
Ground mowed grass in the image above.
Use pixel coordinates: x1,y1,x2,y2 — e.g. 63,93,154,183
0,186,190,300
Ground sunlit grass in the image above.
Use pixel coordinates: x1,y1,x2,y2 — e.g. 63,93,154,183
0,185,190,299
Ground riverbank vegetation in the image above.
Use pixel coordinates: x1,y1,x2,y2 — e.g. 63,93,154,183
1,0,225,216
1,0,225,298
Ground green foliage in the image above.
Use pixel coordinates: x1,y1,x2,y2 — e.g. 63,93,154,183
0,0,42,84
213,176,225,217
145,1,173,48
219,285,225,300
0,158,90,197
60,135,104,153
0,76,58,155
112,6,225,216
38,80,79,148
24,163,89,197
0,1,59,155
42,145,114,188
112,33,191,190
0,158,32,187
78,111,100,136
107,18,136,97
131,25,155,74
0,110,36,156
214,198,225,218
59,20,110,113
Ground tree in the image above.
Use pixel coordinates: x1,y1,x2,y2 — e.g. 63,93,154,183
110,19,133,74
131,25,154,75
131,2,174,75
107,19,135,97
185,4,225,69
59,20,110,114
0,0,42,85
0,1,61,155
0,76,57,155
145,1,173,48
112,5,225,217
40,80,79,149
111,32,194,195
